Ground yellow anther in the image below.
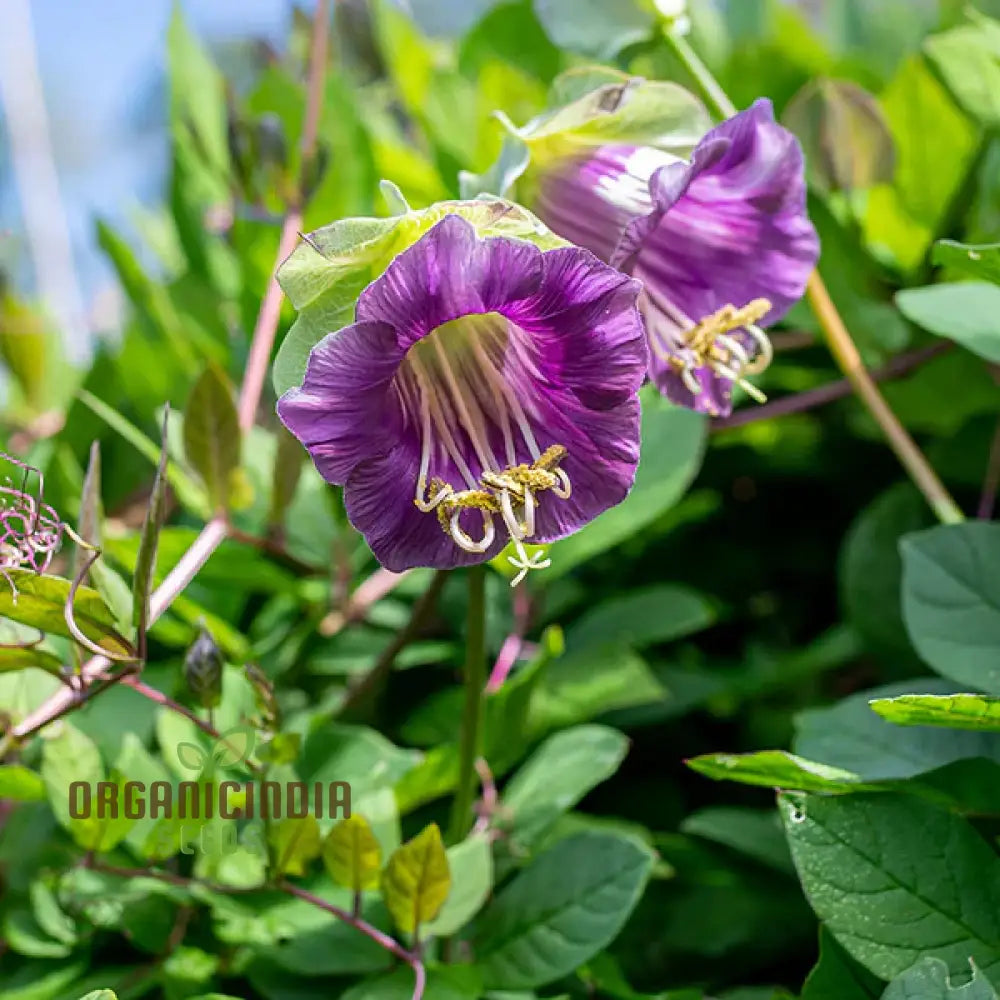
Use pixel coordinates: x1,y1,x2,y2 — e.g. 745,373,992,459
533,444,567,471
683,298,771,357
435,489,499,532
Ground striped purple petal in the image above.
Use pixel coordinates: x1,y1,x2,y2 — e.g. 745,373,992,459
531,99,820,416
277,214,647,581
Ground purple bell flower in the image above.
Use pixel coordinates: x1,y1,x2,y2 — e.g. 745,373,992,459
277,214,647,583
531,99,820,416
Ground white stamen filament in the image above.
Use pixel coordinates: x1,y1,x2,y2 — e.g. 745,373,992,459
432,337,500,476
400,312,573,584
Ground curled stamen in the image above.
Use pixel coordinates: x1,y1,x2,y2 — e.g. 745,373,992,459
498,489,528,542
422,442,570,584
742,324,774,376
715,334,750,368
414,476,453,513
448,507,496,553
552,469,572,500
681,366,702,396
671,299,775,406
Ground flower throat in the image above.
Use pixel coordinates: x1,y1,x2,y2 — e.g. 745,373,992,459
395,312,572,585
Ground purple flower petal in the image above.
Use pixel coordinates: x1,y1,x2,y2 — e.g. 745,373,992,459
530,99,819,417
277,214,646,577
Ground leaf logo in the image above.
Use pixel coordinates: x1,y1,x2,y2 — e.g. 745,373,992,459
176,725,256,773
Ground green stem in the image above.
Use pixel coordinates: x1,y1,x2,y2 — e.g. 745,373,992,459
448,565,487,844
661,26,737,119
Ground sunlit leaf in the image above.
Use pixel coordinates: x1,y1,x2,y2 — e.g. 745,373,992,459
0,572,132,658
0,764,46,801
933,241,1000,284
269,814,322,877
871,693,1000,732
380,823,451,935
323,814,383,892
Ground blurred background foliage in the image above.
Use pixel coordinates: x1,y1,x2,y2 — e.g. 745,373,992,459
4,1,1000,998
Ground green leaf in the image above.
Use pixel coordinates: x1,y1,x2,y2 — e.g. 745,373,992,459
41,723,135,851
565,585,714,652
529,645,665,733
896,283,1000,363
546,395,706,577
183,364,241,512
77,389,210,518
780,792,1000,982
533,0,654,58
322,814,383,891
381,823,451,936
269,814,322,877
269,425,304,529
870,693,1000,732
0,289,49,410
0,571,132,658
501,725,629,846
75,440,103,568
0,764,45,800
840,483,932,655
475,831,654,989
423,832,493,937
901,523,1000,693
864,56,978,271
133,411,171,641
680,807,794,875
933,242,1000,284
925,17,1000,127
801,927,881,1000
882,957,999,999
0,646,64,676
167,4,230,189
687,750,880,793
793,680,1000,781
77,992,118,1000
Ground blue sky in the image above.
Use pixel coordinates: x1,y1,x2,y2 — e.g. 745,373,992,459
0,1,303,304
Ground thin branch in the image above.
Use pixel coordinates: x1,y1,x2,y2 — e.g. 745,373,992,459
710,343,950,432
805,273,964,524
237,0,330,431
228,526,323,576
319,567,413,637
979,417,1000,520
338,570,448,721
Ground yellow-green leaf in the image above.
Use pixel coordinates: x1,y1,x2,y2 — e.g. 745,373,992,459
323,814,383,892
380,823,451,936
269,814,322,876
0,571,132,658
0,645,63,675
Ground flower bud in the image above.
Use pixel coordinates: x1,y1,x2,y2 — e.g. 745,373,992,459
183,626,223,709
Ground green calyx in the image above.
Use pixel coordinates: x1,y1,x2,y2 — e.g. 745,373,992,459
459,67,711,201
